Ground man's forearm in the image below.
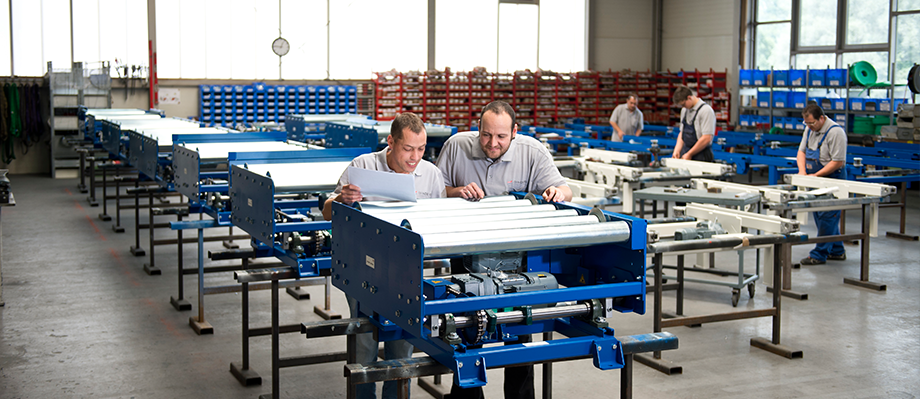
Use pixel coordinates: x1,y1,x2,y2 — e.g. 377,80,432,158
445,186,463,197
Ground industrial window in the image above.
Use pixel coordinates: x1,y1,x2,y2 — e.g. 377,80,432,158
497,3,539,73
894,13,919,85
845,0,888,46
436,0,586,74
755,23,790,70
794,53,835,70
797,0,837,48
0,2,10,76
899,0,920,11
435,0,498,72
537,0,586,73
329,0,427,80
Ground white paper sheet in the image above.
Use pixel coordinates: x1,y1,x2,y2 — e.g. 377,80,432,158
347,166,417,202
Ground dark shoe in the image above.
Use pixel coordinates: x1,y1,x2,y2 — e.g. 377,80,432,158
828,253,846,261
800,257,826,265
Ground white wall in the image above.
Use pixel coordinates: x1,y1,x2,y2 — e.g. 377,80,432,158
589,0,654,71
660,0,735,73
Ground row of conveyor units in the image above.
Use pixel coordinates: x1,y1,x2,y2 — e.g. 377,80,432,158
66,108,912,398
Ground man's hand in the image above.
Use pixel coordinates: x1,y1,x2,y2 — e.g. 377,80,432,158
680,152,693,160
542,186,566,203
339,184,363,204
458,182,485,201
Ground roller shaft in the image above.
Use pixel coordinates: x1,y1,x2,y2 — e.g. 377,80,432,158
452,303,591,328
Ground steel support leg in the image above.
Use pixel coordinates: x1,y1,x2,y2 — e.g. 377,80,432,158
112,175,125,232
170,214,191,311
313,275,341,320
143,192,160,275
844,204,886,290
77,150,87,193
189,228,213,334
98,166,111,221
130,181,145,256
87,157,98,206
231,273,261,386
634,253,682,374
750,243,803,358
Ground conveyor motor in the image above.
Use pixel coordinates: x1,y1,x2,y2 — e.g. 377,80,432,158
674,220,727,240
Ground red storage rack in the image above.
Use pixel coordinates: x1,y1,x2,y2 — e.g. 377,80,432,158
372,68,731,130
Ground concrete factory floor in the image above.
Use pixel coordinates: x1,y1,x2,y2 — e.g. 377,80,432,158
1,174,918,399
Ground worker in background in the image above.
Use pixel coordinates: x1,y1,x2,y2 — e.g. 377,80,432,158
609,93,644,141
323,112,444,399
797,104,848,265
436,100,570,399
671,85,715,162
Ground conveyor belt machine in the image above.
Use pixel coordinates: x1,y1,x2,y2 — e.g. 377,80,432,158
330,196,649,388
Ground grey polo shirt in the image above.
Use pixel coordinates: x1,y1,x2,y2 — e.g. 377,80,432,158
332,147,445,200
437,131,567,197
609,103,644,142
798,119,847,165
678,100,716,140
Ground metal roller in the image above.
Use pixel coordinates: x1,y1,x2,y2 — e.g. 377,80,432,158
421,221,631,258
399,209,580,231
373,204,560,225
405,214,601,235
362,195,518,208
361,198,533,216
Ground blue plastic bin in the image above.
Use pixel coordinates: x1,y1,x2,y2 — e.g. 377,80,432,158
809,70,826,86
773,70,789,86
789,70,806,86
826,69,847,87
773,117,785,129
773,91,790,108
753,70,769,86
784,117,797,130
739,70,752,86
849,98,866,111
791,92,807,109
757,91,771,107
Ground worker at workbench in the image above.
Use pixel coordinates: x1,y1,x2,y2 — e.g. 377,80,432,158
436,100,570,399
609,93,644,142
438,100,572,203
671,85,715,161
323,112,444,399
797,104,848,265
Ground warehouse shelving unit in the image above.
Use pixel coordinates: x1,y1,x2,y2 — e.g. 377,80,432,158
45,61,112,178
737,66,903,137
200,83,358,128
373,68,731,132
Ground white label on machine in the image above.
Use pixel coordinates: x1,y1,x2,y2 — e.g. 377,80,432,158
366,255,376,269
523,341,549,347
247,198,252,207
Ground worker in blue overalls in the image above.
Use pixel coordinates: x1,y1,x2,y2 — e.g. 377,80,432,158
672,85,716,162
797,104,848,265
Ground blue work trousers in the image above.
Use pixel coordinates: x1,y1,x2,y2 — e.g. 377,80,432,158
809,209,845,261
348,296,415,399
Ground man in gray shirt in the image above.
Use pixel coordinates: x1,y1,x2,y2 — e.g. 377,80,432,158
437,101,571,202
672,85,716,162
796,104,848,266
609,94,643,142
323,112,443,399
436,101,569,399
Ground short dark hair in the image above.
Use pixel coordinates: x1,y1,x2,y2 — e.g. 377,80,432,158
802,104,825,120
480,101,516,131
626,93,639,102
390,112,425,142
672,85,694,104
